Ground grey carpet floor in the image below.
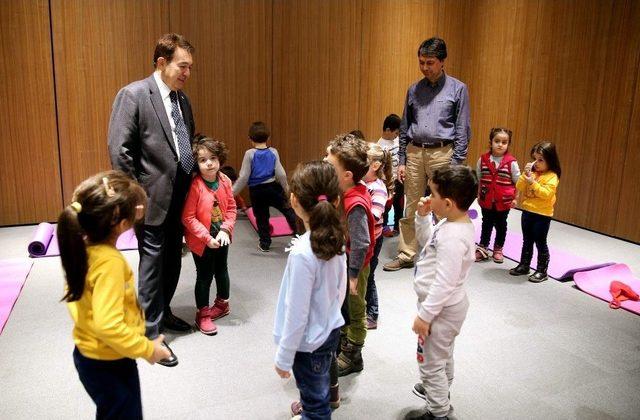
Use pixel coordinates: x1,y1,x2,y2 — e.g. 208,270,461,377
1,205,639,420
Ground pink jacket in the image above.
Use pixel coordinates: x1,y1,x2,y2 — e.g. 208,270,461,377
182,173,237,257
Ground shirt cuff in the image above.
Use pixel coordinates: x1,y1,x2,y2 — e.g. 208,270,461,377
418,307,436,324
275,347,295,372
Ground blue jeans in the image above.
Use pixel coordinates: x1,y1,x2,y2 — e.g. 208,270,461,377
292,328,340,419
73,347,142,419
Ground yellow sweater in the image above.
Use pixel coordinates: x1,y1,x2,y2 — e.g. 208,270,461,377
67,244,154,361
516,171,559,217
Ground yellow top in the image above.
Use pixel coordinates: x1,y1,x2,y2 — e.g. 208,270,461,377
516,171,559,217
67,244,154,361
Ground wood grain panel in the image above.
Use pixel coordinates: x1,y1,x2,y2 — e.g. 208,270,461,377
525,0,640,236
0,0,62,224
170,0,272,174
272,0,363,172
51,0,169,202
359,0,439,141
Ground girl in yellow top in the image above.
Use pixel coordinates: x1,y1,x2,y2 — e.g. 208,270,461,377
58,170,170,419
509,142,561,282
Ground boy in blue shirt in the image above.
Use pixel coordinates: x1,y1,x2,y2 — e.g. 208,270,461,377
233,121,297,251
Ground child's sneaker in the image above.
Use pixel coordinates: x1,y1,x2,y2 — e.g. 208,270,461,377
258,242,270,252
475,245,489,262
366,315,377,330
492,246,504,263
195,307,217,335
209,297,230,321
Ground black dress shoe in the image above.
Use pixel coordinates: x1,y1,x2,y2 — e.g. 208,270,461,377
163,312,191,332
157,341,179,367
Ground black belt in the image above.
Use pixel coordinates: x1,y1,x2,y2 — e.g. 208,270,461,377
411,140,453,149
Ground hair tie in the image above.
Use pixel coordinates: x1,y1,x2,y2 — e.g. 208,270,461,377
70,202,82,213
102,177,115,197
317,195,327,202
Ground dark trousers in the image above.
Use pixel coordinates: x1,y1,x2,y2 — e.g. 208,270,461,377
365,234,384,320
73,347,142,420
521,210,551,255
249,182,297,247
136,168,190,339
192,244,230,308
382,180,404,230
293,328,341,420
480,207,510,248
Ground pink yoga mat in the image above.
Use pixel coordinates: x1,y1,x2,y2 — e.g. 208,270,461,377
28,223,138,257
245,207,294,237
0,259,34,334
471,216,613,280
574,264,640,314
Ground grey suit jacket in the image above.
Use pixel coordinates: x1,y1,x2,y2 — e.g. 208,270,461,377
108,74,195,226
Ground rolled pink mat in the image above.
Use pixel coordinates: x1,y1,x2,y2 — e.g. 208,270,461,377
28,223,55,257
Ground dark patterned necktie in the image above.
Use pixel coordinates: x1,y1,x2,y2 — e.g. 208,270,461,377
169,91,194,173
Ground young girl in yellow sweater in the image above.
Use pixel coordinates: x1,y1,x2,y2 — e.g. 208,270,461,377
509,142,562,282
58,171,170,419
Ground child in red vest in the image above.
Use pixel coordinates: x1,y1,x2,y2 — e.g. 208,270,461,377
475,128,521,263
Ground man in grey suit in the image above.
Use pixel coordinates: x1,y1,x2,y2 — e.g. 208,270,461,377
108,33,195,367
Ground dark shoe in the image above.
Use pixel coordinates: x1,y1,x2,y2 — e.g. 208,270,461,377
528,271,548,282
258,242,270,252
366,315,377,330
163,312,192,332
509,249,532,276
383,257,414,272
406,411,449,420
330,384,340,409
413,382,426,400
157,341,178,367
528,251,549,283
337,340,363,376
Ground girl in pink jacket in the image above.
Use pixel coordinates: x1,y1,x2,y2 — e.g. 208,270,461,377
182,136,237,335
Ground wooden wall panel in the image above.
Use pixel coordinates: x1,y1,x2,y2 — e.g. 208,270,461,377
170,0,272,173
359,0,438,141
51,0,169,202
272,0,363,172
525,0,640,234
0,0,62,224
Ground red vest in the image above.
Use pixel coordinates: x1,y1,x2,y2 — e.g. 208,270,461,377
478,152,517,211
343,184,376,267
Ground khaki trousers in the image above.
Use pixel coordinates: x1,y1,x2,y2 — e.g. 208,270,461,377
397,144,453,261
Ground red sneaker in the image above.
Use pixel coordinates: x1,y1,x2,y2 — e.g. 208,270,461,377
209,297,230,321
195,307,218,335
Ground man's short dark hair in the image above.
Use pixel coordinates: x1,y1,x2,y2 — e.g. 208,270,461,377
430,166,477,211
249,121,270,143
418,37,447,60
153,33,194,67
383,114,401,131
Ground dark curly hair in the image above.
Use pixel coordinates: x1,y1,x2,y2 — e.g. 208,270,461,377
192,134,228,166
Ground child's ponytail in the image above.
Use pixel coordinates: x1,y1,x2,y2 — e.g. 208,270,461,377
58,203,88,302
368,143,394,195
290,161,345,261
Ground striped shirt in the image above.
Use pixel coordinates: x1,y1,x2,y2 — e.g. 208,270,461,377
365,178,388,238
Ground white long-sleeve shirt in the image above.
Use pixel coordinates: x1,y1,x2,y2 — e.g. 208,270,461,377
413,213,475,323
273,232,347,371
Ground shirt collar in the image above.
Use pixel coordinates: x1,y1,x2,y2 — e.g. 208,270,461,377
426,71,447,88
153,71,173,101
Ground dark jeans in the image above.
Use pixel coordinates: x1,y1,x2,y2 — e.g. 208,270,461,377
73,347,142,420
249,181,297,247
382,180,404,230
521,210,551,255
293,328,340,420
365,235,384,320
135,167,190,339
480,207,510,248
192,244,230,308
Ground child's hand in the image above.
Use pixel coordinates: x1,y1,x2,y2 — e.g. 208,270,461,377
207,238,220,248
524,161,535,175
148,334,171,364
398,165,406,183
524,172,535,184
349,277,358,295
275,365,291,378
510,199,517,208
215,231,230,246
412,315,431,337
416,196,432,217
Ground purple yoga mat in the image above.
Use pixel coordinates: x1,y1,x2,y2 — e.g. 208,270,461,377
28,223,137,257
471,216,614,280
0,259,34,334
246,207,294,237
574,264,640,314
